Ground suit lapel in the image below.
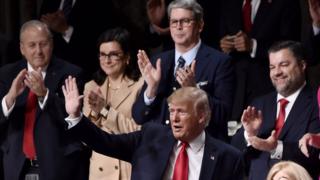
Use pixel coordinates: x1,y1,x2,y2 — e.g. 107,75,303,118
278,86,311,139
194,44,209,82
260,93,278,136
199,134,218,180
251,0,273,35
110,78,135,109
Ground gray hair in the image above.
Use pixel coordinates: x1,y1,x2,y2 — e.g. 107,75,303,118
167,0,203,23
167,87,211,126
20,20,53,41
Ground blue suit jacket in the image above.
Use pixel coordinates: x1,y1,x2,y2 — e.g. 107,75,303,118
232,85,320,179
132,43,234,141
0,58,89,180
70,118,245,180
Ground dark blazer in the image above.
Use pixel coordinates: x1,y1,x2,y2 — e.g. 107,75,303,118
39,0,115,79
0,58,90,180
70,118,245,180
231,85,320,179
132,43,234,141
219,0,302,120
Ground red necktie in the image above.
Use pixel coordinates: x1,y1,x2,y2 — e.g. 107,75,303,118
275,98,289,138
173,142,188,180
243,0,252,33
23,91,37,160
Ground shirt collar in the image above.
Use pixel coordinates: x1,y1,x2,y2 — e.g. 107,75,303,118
175,40,201,67
177,131,205,153
27,63,48,78
277,82,306,103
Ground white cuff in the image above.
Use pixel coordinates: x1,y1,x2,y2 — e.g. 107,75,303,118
62,26,74,43
313,25,320,36
250,39,257,58
65,113,83,129
270,140,283,159
38,89,49,109
1,96,15,117
244,130,252,147
143,91,156,106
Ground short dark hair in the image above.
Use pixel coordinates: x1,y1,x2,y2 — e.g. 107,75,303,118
93,27,140,85
268,41,306,63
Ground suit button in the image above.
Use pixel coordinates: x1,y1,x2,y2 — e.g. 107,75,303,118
115,166,119,170
99,167,103,171
144,111,149,116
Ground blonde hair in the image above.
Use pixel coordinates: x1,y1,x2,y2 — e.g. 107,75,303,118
266,161,312,180
167,87,211,126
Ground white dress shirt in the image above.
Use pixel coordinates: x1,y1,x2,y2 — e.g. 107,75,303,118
163,131,205,180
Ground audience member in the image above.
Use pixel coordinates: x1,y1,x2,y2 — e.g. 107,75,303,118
219,0,301,122
231,41,320,179
266,161,312,180
0,20,89,180
132,0,234,141
39,0,114,80
83,28,143,180
63,80,245,180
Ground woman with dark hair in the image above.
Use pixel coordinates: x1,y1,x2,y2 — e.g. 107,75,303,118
83,28,143,180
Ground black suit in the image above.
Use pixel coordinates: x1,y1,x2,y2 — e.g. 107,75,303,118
219,0,301,120
0,58,89,180
70,118,245,180
132,43,234,141
232,85,320,179
39,0,115,79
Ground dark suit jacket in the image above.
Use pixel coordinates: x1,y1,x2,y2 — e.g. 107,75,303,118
39,0,115,79
231,85,320,179
219,0,302,120
70,118,245,180
132,43,234,141
0,58,90,180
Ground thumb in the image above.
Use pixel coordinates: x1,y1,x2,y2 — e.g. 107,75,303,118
191,60,196,73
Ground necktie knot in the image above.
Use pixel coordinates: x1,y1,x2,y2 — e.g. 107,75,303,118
177,56,186,69
279,98,289,108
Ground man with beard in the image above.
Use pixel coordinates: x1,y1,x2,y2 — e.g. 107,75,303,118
231,41,320,179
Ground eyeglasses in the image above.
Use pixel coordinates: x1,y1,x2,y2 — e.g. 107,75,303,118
98,52,123,61
169,18,194,28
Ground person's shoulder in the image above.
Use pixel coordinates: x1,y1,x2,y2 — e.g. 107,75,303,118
199,43,231,61
0,60,25,76
49,57,83,76
207,135,242,156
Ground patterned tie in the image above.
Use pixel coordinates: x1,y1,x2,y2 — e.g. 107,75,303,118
173,142,189,180
242,0,252,33
62,0,73,20
23,91,37,160
175,56,186,77
275,98,289,138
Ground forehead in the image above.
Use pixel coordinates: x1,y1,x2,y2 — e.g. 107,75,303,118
170,8,193,19
269,49,297,65
100,41,122,51
169,100,193,109
21,27,50,43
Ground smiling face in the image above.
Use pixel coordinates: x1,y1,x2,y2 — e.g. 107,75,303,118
169,8,203,52
169,100,205,142
269,48,306,97
98,41,129,79
20,26,53,69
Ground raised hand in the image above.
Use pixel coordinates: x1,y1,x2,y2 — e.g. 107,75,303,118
241,106,263,137
87,87,106,114
248,130,278,152
299,133,320,157
308,0,320,28
62,76,82,118
24,67,47,97
147,0,166,26
41,11,69,34
5,69,28,108
137,50,161,98
176,60,196,87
